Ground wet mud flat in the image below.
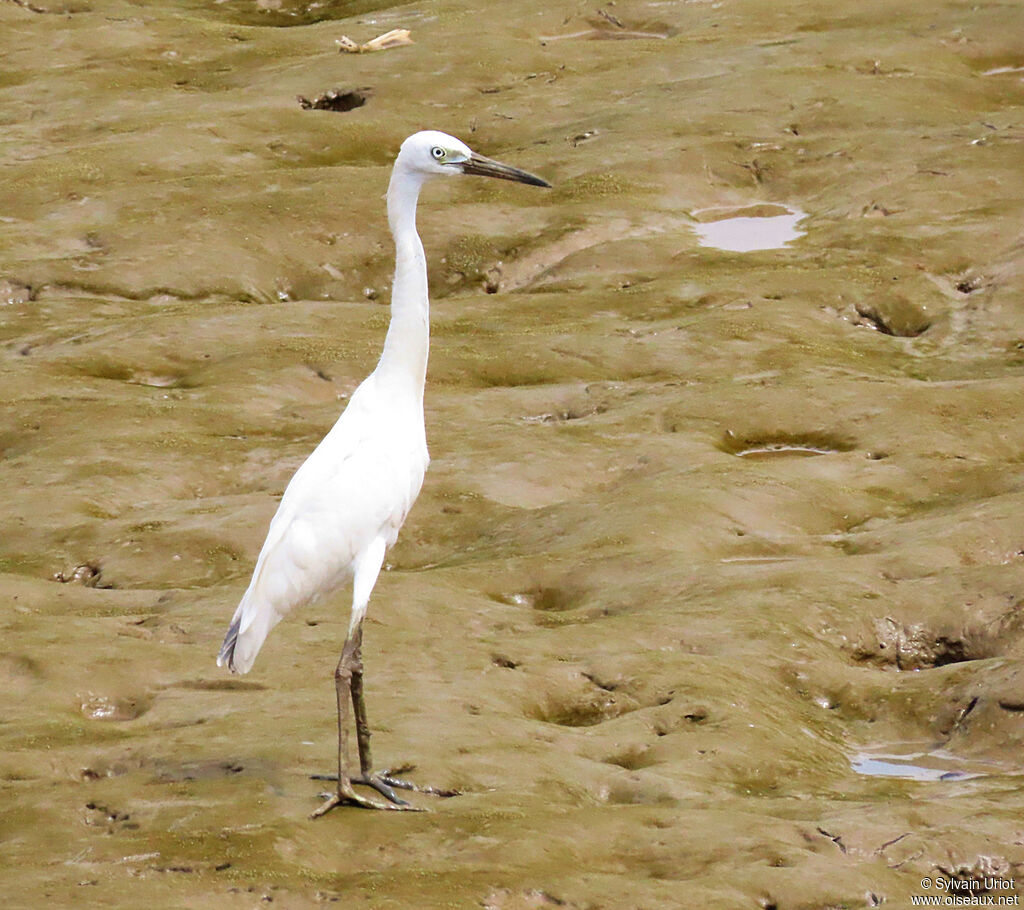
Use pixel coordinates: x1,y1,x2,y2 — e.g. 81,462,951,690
2,0,1024,906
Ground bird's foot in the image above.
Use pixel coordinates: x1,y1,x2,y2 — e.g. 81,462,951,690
310,763,460,815
310,775,424,817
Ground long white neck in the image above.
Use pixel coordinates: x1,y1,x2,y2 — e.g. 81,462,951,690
375,164,429,400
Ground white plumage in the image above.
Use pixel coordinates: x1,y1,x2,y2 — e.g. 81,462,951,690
216,130,548,814
218,370,427,673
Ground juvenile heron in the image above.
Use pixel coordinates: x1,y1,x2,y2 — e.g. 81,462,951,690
217,130,549,816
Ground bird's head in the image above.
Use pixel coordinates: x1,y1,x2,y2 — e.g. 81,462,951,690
396,130,550,187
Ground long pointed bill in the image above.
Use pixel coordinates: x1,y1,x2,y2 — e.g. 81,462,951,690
461,152,550,187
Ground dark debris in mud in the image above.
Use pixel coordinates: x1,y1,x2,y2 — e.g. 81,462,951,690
83,801,138,831
955,275,986,295
297,88,372,112
153,759,245,782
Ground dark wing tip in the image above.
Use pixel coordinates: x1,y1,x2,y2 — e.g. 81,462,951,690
217,617,241,673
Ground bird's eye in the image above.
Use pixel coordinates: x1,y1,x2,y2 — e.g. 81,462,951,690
430,146,445,160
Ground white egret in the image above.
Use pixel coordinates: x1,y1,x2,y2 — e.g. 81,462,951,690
217,130,549,816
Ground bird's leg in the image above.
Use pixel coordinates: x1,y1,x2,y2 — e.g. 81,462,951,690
349,626,373,775
310,624,457,809
348,626,372,773
311,632,416,816
345,631,425,805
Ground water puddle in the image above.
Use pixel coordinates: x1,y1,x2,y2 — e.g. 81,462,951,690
981,65,1024,76
851,748,1007,782
718,431,854,458
692,205,807,252
733,443,837,458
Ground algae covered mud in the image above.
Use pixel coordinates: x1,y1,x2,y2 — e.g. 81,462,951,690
2,0,1024,906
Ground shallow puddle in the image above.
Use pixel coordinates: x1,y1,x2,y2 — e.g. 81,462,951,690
851,749,1007,782
981,65,1024,76
691,206,807,252
732,442,837,458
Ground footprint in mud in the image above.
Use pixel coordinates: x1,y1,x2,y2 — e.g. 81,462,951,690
594,699,706,775
528,668,672,728
603,743,659,771
540,11,677,42
493,586,581,613
492,585,613,628
80,753,250,782
79,693,150,721
652,705,709,736
519,383,614,425
68,357,194,389
152,758,247,782
849,617,997,671
169,678,267,692
520,402,606,424
600,772,679,807
528,669,638,727
853,298,931,337
0,653,43,693
0,278,33,304
53,563,105,587
717,430,856,458
483,888,579,909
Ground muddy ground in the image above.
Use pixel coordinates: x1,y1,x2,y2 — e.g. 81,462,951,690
2,0,1024,907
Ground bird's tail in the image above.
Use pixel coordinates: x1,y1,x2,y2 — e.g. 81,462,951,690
217,598,274,674
216,614,244,672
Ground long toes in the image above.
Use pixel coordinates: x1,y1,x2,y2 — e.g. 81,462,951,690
374,771,417,792
377,771,461,798
311,793,344,818
352,774,411,806
314,772,412,804
311,789,423,816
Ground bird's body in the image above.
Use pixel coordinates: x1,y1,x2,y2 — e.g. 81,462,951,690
216,130,548,815
219,369,428,672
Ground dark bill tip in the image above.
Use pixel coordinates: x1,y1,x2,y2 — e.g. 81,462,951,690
461,152,551,188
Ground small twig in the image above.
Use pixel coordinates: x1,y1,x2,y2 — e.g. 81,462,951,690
817,827,847,854
6,0,49,13
337,29,413,54
596,8,624,28
876,832,911,855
